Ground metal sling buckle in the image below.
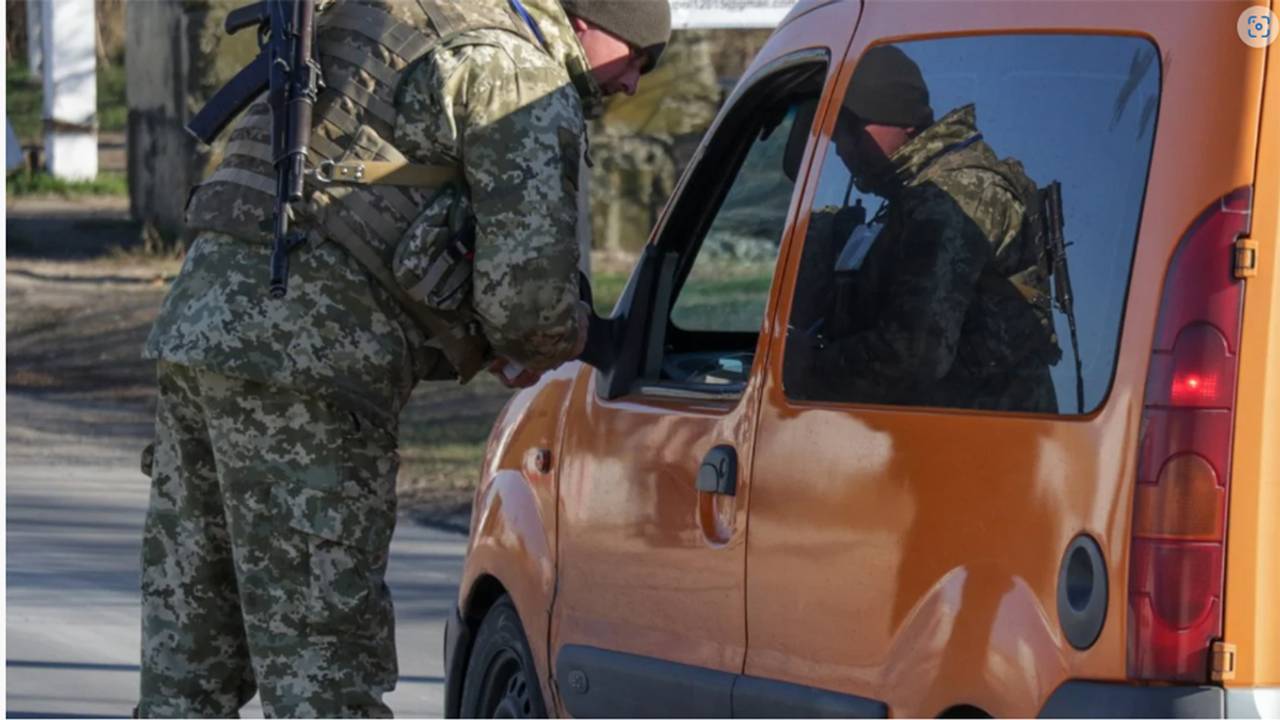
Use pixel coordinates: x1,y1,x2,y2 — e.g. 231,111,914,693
311,159,367,184
311,159,336,184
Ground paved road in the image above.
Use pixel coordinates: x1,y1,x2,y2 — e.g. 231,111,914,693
6,391,468,718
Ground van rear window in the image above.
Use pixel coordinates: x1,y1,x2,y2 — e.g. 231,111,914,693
783,35,1160,414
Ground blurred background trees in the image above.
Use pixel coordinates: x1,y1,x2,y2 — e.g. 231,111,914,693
589,28,770,257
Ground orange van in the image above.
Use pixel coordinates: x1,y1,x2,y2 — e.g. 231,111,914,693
444,0,1280,716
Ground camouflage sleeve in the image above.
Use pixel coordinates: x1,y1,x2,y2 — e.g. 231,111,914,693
398,37,586,372
825,183,995,386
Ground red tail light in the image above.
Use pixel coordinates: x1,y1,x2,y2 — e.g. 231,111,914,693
1129,188,1250,681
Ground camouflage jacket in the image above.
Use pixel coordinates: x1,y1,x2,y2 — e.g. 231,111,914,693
793,104,1060,413
145,0,602,425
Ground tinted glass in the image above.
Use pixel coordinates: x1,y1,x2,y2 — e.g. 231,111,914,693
784,35,1160,414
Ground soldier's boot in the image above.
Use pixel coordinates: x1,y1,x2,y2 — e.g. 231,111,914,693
138,362,258,718
197,368,400,718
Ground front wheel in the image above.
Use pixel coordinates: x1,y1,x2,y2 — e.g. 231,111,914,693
459,595,549,718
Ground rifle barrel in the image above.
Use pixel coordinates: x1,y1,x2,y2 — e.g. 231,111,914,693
266,0,319,297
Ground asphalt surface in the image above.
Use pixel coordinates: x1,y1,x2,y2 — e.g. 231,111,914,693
5,390,468,718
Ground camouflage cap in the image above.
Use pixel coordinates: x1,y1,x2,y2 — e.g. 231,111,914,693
559,0,672,72
845,44,934,128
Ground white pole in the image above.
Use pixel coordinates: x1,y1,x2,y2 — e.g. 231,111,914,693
25,0,44,79
41,0,98,180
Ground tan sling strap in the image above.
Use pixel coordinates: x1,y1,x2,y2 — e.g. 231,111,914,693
318,155,423,221
314,159,462,187
223,138,461,191
318,222,489,381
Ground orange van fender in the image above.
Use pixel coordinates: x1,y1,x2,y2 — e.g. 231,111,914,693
453,365,580,712
455,473,558,715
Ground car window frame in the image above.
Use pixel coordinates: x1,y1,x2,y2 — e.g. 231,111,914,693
613,49,834,403
769,31,1164,419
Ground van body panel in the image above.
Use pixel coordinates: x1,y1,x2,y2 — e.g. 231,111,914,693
455,363,581,711
453,0,1277,714
743,1,1263,717
1225,33,1280,688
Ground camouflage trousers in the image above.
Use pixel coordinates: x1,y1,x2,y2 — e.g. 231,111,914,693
138,361,400,718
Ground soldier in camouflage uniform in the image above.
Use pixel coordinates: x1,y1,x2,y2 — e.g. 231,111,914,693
137,0,670,716
787,45,1060,412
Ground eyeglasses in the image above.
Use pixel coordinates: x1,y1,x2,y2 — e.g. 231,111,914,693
630,44,646,64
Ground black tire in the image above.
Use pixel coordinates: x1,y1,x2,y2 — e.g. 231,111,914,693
459,595,549,718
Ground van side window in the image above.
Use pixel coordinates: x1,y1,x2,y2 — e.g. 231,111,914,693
783,36,1160,414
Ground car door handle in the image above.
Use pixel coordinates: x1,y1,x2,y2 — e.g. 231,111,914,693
696,445,737,497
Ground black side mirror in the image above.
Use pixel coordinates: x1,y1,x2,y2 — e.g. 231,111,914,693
577,312,619,372
591,245,672,400
575,270,615,372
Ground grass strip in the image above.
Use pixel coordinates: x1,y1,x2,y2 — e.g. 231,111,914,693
7,170,129,197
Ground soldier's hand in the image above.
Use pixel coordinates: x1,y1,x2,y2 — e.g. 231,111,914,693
489,357,542,389
570,301,592,360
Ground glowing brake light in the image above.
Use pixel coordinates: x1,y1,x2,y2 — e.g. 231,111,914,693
1129,188,1250,682
1170,372,1218,404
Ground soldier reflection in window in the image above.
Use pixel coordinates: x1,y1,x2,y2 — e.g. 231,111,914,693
786,45,1062,413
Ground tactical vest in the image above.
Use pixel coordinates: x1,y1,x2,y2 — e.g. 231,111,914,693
184,0,544,381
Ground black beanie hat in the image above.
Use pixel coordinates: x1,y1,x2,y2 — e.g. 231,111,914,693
559,0,672,73
845,45,933,128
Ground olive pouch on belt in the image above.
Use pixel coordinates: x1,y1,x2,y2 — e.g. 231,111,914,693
393,185,475,312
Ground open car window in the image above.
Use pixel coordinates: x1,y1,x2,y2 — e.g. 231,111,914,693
632,54,827,398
